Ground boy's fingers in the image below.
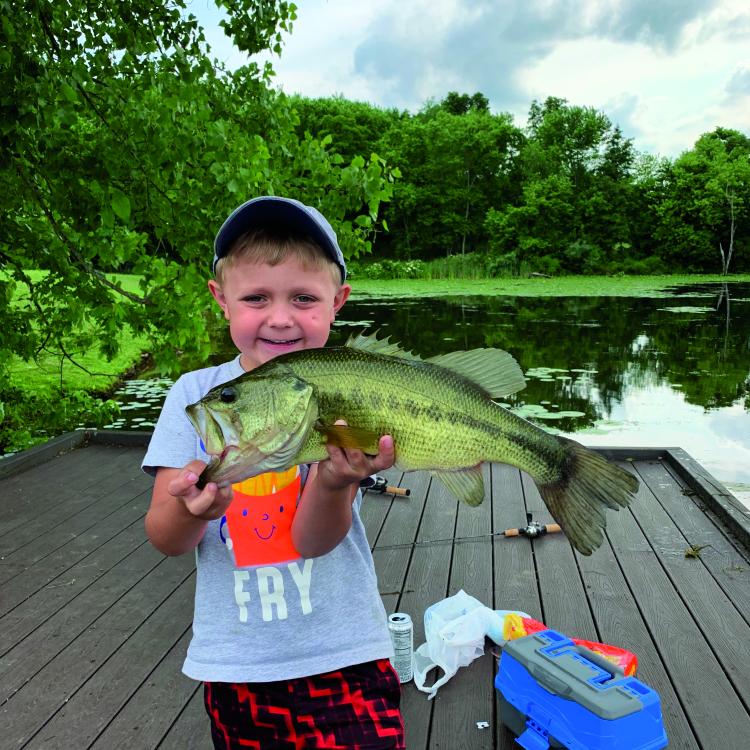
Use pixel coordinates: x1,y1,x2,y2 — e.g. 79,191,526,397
167,461,208,497
370,435,395,471
186,487,216,516
185,482,233,519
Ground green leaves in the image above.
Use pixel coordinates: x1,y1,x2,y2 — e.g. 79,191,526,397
110,190,131,222
3,0,392,403
657,128,750,272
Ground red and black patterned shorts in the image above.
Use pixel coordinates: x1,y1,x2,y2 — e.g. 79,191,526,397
204,658,405,749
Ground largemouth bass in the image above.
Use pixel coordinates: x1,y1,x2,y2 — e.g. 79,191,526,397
186,333,639,555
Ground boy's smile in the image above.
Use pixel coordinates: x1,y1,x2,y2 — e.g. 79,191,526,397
208,256,350,372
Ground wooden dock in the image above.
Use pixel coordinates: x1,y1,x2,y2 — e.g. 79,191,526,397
1,431,749,749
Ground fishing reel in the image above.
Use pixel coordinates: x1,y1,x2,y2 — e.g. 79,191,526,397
360,475,411,497
504,512,561,539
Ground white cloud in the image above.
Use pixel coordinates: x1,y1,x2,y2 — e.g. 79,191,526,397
192,0,750,156
519,26,750,155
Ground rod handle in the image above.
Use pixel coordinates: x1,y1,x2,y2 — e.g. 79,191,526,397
387,486,410,496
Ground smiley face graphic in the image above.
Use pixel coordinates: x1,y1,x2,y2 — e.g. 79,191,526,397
220,467,302,566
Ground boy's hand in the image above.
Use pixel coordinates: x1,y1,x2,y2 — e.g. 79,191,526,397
317,420,395,493
167,460,234,520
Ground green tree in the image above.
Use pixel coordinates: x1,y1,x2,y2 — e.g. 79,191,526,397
2,1,394,376
290,95,402,164
440,91,490,115
377,106,522,258
1,1,396,450
657,128,750,273
486,97,638,274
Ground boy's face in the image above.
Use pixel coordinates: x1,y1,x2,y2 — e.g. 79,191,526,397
208,256,350,371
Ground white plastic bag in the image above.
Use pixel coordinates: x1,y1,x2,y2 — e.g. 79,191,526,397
412,590,497,699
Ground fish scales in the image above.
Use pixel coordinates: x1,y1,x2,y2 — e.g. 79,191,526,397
282,347,559,475
186,334,639,555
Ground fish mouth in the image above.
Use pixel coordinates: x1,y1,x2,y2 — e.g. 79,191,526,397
186,404,240,460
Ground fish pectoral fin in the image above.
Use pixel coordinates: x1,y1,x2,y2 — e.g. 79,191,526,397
433,466,486,507
315,422,382,454
426,349,526,398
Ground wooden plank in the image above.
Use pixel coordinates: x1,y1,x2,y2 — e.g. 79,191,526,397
0,518,150,654
429,465,496,750
576,525,700,748
605,470,750,749
0,468,151,581
360,467,404,547
491,464,542,621
157,687,212,750
89,429,152,448
2,439,749,750
88,630,197,749
0,446,147,542
25,576,195,749
0,487,151,614
395,477,458,750
521,472,598,641
0,429,88,480
652,459,750,615
491,463,543,750
665,448,750,550
630,460,750,709
0,553,192,736
0,443,119,529
372,470,430,614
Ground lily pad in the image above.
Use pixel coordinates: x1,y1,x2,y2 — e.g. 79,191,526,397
658,306,714,314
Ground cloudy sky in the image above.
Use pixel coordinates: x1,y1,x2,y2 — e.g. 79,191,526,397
194,0,750,158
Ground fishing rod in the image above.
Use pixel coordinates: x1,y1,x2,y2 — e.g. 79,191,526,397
503,512,561,539
360,475,411,496
373,513,563,551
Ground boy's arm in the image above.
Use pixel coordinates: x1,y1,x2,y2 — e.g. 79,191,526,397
292,431,395,558
145,461,234,556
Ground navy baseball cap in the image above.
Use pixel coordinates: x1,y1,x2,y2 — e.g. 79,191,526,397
213,196,347,282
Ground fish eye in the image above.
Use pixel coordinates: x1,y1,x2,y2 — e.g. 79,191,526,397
220,387,237,403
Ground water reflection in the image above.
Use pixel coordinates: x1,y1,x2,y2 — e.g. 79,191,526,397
113,282,750,504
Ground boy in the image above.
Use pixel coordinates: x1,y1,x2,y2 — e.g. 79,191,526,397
143,196,405,749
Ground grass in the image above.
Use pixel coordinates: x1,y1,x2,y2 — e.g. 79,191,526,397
6,271,148,397
8,340,148,396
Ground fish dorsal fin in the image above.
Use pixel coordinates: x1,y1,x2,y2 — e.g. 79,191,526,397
347,331,525,397
433,466,486,507
346,331,423,361
427,349,526,398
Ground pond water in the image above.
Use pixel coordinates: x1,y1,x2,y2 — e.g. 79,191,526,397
111,282,750,507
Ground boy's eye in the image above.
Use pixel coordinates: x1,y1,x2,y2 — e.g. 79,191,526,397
295,295,317,304
242,295,265,303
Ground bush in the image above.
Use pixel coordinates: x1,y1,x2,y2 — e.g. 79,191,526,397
354,252,532,280
614,254,666,275
561,240,604,274
348,259,427,279
0,386,120,455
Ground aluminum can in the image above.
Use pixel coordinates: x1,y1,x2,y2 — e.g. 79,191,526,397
388,612,414,683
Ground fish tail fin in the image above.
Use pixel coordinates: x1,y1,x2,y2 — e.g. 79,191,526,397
537,439,639,555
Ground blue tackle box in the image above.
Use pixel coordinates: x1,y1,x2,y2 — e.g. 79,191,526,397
495,630,668,750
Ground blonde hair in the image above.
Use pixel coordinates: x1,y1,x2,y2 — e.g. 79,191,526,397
214,227,341,287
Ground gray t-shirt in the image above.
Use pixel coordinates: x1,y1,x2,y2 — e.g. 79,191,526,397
142,357,394,682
